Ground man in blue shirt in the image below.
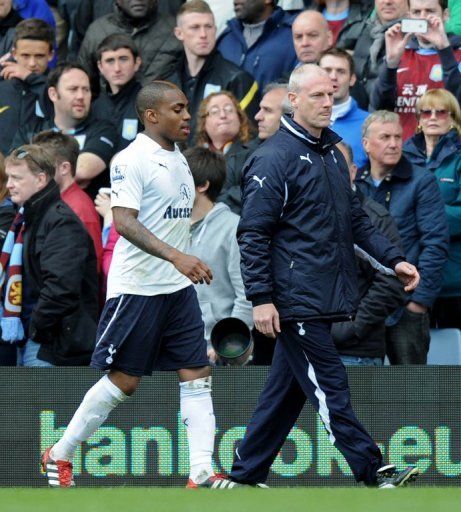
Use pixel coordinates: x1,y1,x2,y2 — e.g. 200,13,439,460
319,47,369,168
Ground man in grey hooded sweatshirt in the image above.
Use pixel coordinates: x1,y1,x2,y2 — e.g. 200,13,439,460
184,147,253,363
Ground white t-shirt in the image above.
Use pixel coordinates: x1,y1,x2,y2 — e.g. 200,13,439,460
107,133,194,298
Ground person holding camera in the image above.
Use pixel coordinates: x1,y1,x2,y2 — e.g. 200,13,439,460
371,0,461,140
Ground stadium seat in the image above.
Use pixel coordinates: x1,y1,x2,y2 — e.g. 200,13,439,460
427,329,461,365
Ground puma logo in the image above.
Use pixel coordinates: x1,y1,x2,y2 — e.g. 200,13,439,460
297,322,306,336
252,175,266,188
300,153,312,163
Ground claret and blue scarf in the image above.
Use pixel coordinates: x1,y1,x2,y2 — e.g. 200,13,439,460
0,208,25,343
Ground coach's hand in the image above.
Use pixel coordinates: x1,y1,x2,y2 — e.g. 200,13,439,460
253,303,281,339
171,251,213,284
395,261,420,292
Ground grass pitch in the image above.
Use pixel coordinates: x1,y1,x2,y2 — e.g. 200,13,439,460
0,488,458,512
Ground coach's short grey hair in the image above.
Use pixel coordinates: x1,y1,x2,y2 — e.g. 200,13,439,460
288,64,329,93
362,111,401,138
262,82,292,115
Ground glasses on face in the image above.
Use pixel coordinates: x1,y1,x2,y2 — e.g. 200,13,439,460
419,108,451,120
16,150,44,171
206,104,236,117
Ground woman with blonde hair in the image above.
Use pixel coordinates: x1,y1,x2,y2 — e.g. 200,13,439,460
403,88,461,328
195,91,256,213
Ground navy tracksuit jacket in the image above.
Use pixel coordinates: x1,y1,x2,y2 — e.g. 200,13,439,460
231,116,405,485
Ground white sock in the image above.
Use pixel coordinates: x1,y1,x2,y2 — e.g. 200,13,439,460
51,374,128,461
180,377,216,484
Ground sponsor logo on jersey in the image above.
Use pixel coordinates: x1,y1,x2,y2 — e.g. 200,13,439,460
163,206,192,219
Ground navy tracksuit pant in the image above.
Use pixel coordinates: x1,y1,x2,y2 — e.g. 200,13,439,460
230,320,383,485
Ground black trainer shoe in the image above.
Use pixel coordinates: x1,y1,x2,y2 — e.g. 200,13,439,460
376,464,420,489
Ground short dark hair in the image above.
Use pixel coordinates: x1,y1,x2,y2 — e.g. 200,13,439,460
135,80,180,121
96,33,139,62
47,61,90,89
319,47,355,76
6,145,55,180
13,18,54,50
409,0,447,8
32,131,80,177
183,147,226,202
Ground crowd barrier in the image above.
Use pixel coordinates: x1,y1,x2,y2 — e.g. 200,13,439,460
1,366,460,487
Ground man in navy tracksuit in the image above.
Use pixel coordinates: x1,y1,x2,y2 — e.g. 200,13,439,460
229,64,421,489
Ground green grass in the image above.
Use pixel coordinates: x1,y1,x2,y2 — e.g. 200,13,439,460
0,488,459,512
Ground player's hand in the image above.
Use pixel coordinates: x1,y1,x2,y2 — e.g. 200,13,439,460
395,261,420,292
0,61,31,80
170,251,213,284
253,303,281,339
385,23,412,68
421,14,450,50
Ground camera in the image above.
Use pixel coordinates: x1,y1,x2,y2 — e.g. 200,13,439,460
401,18,428,34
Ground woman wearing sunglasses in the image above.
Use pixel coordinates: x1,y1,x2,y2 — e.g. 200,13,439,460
403,88,461,328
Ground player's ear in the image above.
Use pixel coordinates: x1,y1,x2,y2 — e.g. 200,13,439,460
145,108,159,124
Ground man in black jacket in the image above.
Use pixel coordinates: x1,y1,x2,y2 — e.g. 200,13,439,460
93,34,143,151
332,142,405,365
166,0,259,138
10,62,118,198
229,64,420,489
3,144,98,366
0,18,54,155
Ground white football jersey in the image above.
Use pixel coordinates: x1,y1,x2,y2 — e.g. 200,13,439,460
107,133,194,298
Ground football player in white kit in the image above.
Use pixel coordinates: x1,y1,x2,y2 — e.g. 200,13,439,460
41,81,231,489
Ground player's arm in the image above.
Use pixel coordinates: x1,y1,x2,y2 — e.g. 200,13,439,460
112,206,212,285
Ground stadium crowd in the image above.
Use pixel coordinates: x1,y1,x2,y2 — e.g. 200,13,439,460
0,0,461,368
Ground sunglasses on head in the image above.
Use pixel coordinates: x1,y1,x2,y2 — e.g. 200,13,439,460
419,108,451,120
16,150,43,171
